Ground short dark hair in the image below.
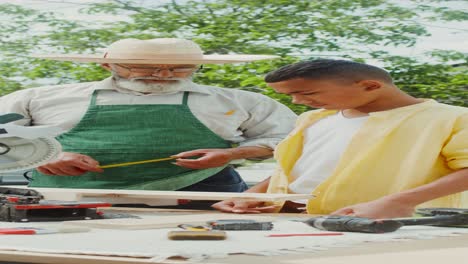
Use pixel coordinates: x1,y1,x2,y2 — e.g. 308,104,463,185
264,59,393,83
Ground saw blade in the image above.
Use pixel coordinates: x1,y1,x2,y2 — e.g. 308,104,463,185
0,137,61,173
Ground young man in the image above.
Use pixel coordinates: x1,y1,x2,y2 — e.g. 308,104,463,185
0,38,296,192
212,59,468,219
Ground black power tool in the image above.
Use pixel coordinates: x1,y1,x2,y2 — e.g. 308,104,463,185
304,208,468,233
0,187,111,222
304,216,403,233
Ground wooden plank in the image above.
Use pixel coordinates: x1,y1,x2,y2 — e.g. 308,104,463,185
284,247,468,264
99,207,316,217
0,249,220,264
99,207,213,214
62,213,279,229
8,186,313,202
0,250,158,264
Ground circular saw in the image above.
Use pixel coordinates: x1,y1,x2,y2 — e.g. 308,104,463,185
0,114,113,223
0,113,62,173
0,136,61,173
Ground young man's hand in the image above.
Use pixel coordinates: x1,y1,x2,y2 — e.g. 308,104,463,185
211,176,275,213
211,199,279,213
330,197,415,219
36,152,103,176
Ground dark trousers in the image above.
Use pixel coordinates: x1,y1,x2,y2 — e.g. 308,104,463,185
171,166,248,210
178,166,248,192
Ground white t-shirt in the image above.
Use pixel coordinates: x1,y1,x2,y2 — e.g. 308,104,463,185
288,112,369,196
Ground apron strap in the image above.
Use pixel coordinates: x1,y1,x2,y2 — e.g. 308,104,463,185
182,91,189,105
90,89,100,107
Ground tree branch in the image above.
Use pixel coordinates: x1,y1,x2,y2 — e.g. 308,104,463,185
114,0,145,14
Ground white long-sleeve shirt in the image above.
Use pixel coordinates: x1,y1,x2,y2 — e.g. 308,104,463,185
0,78,297,149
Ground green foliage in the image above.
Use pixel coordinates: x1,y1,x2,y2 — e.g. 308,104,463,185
383,54,468,106
0,0,466,112
0,77,22,96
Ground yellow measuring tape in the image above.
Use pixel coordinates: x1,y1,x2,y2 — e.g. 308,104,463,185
98,156,178,169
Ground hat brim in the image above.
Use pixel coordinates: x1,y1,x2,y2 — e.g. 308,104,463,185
31,54,279,64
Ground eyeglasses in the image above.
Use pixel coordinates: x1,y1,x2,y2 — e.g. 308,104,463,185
115,64,198,75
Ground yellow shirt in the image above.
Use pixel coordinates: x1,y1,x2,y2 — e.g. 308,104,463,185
267,100,468,214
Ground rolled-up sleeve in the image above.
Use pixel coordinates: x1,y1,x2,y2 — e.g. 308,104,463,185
442,113,468,170
0,89,33,126
238,94,297,149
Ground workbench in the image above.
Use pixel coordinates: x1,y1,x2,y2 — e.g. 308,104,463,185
0,207,467,264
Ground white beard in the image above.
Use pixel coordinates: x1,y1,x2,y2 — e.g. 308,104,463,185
111,72,193,94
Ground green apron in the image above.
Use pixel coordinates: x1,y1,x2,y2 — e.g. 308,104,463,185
31,90,231,190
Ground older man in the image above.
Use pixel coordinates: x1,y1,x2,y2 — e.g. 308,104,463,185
0,38,296,192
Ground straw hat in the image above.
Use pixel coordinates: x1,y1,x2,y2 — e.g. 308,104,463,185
32,38,279,64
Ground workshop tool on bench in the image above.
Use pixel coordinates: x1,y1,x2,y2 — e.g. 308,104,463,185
416,208,468,217
207,219,274,231
168,230,227,240
0,187,111,222
410,208,468,227
396,211,468,227
168,224,227,240
98,156,178,169
304,216,403,233
168,219,274,240
304,208,468,233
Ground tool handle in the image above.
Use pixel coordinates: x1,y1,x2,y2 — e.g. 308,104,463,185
168,231,227,240
0,228,36,235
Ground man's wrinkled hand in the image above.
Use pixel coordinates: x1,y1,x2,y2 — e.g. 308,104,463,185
211,199,279,214
172,149,235,169
330,197,416,219
36,152,103,176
